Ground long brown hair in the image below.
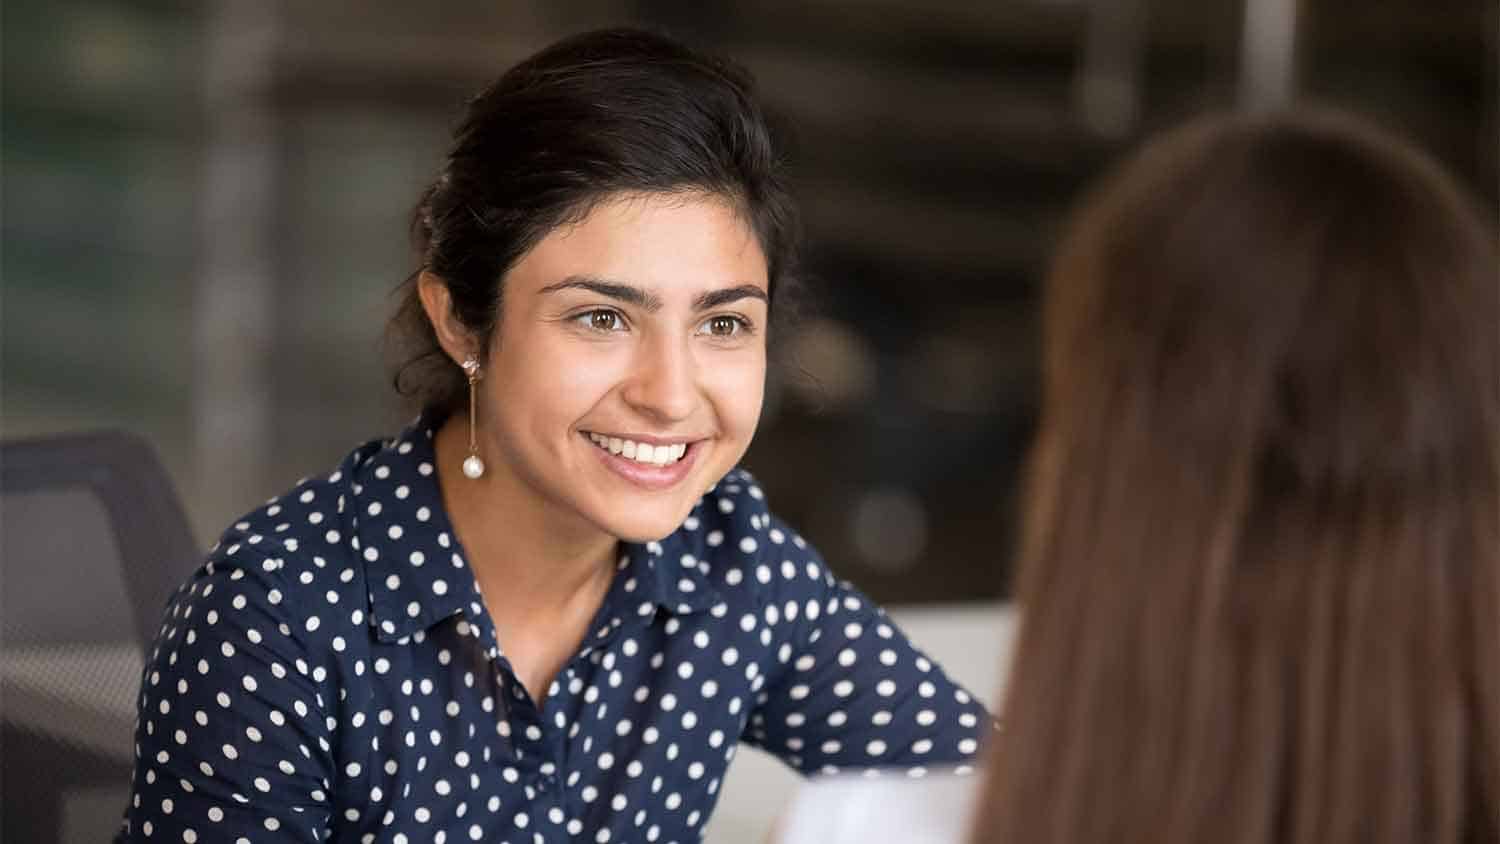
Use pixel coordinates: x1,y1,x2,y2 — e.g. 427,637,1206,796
973,110,1499,843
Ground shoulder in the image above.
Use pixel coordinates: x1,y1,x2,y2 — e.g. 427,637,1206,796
160,438,388,647
676,468,838,608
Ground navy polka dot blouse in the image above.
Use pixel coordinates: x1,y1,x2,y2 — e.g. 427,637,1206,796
116,419,990,843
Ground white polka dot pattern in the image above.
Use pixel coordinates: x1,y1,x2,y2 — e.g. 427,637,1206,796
115,418,990,842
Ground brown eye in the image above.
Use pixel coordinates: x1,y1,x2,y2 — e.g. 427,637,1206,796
707,316,740,336
588,310,620,331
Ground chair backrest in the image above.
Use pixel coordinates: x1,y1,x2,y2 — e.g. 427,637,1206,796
1,430,200,844
2,430,199,650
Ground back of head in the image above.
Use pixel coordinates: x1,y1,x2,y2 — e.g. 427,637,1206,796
975,110,1499,844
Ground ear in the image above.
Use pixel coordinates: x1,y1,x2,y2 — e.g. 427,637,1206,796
418,271,478,364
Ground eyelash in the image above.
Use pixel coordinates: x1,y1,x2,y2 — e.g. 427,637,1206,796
574,308,628,333
570,309,757,338
698,314,755,338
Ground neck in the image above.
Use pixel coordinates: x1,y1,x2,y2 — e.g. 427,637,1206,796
431,413,617,617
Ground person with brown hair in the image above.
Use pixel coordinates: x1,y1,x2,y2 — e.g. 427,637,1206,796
973,109,1499,843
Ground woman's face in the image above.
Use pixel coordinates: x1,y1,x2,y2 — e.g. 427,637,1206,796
477,192,769,543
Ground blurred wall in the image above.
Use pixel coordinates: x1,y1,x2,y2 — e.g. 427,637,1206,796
4,0,1496,605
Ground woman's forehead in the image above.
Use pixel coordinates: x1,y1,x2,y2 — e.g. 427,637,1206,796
509,194,770,300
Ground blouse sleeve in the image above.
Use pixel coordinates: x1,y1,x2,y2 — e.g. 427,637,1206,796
742,517,992,776
116,554,336,842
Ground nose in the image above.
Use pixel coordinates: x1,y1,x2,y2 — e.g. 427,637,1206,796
620,332,699,423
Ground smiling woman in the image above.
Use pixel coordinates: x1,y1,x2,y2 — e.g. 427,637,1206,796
115,27,989,844
419,195,771,558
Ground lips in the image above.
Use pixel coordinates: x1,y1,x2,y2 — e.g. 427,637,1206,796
585,433,687,466
581,431,702,491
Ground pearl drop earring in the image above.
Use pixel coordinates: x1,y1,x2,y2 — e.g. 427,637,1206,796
460,356,485,480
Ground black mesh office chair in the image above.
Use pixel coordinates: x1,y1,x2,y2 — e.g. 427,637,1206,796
2,431,199,844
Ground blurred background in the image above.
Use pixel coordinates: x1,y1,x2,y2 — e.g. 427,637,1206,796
1,2,1496,840
4,0,1496,603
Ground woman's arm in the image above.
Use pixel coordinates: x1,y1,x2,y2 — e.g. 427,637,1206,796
742,517,991,776
116,555,336,842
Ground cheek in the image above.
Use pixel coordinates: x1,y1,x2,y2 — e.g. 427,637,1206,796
548,352,626,406
705,352,767,437
498,339,625,420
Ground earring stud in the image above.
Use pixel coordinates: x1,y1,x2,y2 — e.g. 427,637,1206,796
461,356,485,479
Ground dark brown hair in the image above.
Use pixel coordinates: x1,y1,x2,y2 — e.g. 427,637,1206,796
973,110,1499,843
387,27,800,415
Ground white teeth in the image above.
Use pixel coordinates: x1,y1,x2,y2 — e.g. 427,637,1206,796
587,434,688,466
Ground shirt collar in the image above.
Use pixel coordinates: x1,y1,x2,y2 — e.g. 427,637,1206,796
623,526,722,617
354,416,720,645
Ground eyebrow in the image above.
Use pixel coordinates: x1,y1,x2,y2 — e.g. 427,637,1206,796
539,276,662,311
693,285,768,311
539,276,768,312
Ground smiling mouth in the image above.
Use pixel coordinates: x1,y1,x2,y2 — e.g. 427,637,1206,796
584,432,691,466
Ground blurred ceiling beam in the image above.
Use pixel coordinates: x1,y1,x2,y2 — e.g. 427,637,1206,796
1074,0,1146,137
195,0,279,530
1240,0,1300,109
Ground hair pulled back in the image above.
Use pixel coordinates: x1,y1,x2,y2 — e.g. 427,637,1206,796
388,27,799,415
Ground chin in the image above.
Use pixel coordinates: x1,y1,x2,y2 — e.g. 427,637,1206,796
594,498,700,544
